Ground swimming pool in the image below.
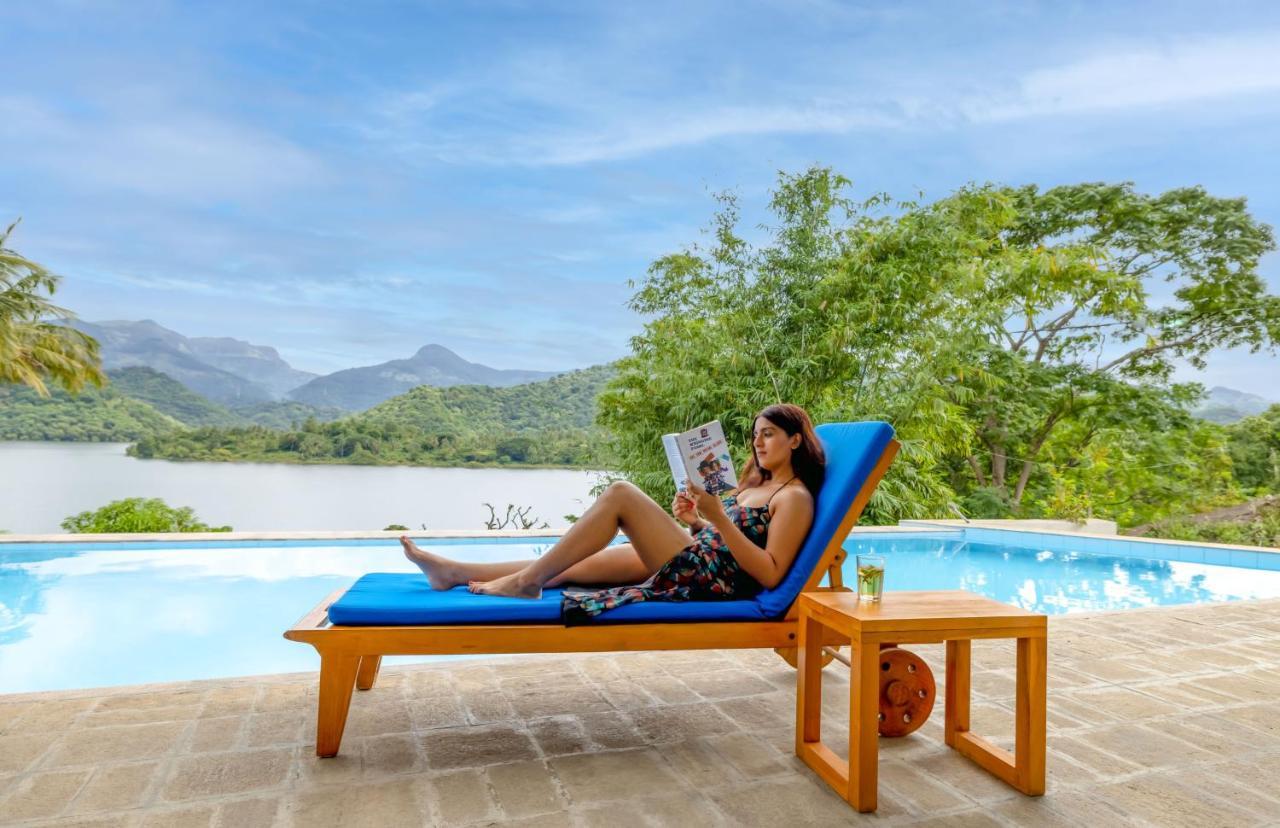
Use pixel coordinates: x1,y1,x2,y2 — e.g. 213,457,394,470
1,530,1278,693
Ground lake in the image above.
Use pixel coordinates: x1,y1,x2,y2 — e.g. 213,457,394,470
0,442,602,534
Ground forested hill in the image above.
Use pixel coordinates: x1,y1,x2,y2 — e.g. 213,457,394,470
0,367,347,441
108,367,245,427
129,364,616,467
0,380,183,441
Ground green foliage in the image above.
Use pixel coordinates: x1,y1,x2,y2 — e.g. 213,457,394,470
0,381,183,441
598,168,1279,527
0,219,106,395
107,367,244,427
383,524,409,531
130,365,615,468
1224,405,1280,494
61,497,231,533
233,400,346,429
1151,500,1280,548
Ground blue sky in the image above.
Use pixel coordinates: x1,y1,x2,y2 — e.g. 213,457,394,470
1,1,1278,396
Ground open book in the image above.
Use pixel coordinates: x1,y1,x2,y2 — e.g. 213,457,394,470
662,419,739,496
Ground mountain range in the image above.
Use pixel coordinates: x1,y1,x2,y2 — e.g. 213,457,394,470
71,320,560,411
1192,386,1276,424
288,344,558,411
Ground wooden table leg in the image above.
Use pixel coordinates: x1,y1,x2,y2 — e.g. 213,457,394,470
945,639,970,747
1016,636,1047,795
796,615,824,751
848,638,880,812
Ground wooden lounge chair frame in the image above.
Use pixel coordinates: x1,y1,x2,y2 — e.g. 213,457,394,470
286,440,899,757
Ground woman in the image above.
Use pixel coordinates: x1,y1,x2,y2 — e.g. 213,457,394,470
400,403,826,621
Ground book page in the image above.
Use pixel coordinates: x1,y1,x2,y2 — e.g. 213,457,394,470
661,433,688,490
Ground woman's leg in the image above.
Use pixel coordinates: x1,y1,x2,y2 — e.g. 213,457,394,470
547,543,652,587
470,482,693,598
400,538,532,590
403,537,653,590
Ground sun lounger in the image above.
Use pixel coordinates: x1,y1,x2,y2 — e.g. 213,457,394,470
285,421,899,756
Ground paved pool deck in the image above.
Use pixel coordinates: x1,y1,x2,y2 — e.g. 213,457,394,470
2,598,1279,827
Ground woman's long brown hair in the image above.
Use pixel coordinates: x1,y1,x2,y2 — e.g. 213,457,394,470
738,403,826,496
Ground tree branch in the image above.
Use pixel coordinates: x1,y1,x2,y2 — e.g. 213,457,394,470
966,455,987,488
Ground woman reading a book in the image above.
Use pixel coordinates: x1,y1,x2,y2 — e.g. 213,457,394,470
400,403,825,620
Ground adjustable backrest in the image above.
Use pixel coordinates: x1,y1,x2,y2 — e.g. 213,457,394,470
752,421,896,617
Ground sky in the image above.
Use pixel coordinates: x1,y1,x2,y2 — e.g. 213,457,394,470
1,0,1278,396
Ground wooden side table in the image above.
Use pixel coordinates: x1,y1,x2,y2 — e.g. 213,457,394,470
795,590,1047,813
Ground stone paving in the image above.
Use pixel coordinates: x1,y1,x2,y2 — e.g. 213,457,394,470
2,598,1279,827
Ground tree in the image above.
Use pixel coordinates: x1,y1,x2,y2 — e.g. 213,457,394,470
949,183,1278,509
599,170,986,521
0,219,105,395
61,497,232,533
597,168,1278,525
1226,404,1280,494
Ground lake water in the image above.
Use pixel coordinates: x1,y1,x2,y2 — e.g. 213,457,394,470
0,442,601,534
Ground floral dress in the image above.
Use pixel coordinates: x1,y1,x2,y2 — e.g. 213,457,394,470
561,493,774,624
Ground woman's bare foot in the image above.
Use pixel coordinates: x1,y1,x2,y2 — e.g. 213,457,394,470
468,571,542,599
400,536,463,590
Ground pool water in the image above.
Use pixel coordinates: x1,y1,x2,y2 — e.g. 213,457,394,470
1,532,1278,693
844,532,1280,614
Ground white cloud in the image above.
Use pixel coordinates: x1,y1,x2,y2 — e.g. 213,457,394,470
524,103,901,166
369,30,1280,167
967,31,1280,122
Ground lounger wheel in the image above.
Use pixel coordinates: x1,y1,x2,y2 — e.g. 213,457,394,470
876,647,935,737
774,645,836,669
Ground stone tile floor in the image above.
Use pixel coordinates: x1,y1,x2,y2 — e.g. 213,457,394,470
1,598,1278,827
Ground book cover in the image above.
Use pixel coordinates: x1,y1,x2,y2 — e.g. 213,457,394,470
661,420,738,495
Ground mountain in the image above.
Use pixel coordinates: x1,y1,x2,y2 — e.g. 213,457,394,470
287,344,560,411
1193,386,1275,424
72,320,278,406
131,364,616,467
186,337,317,399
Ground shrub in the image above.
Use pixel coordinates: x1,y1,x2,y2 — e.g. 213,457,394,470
61,497,232,533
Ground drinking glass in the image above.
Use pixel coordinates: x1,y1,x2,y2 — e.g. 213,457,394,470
856,554,885,602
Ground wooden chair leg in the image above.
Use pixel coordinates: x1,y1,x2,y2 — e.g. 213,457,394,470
1016,636,1047,795
316,653,360,757
356,655,382,691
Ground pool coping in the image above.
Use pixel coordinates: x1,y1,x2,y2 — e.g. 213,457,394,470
2,520,1274,557
0,527,575,544
0,524,931,544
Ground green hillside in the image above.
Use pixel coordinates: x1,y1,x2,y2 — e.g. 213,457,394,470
232,400,346,429
0,382,183,441
107,367,245,427
130,364,615,467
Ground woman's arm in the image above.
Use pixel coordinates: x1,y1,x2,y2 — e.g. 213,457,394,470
695,484,814,589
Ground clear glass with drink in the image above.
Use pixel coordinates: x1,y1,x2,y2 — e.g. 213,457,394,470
856,554,885,602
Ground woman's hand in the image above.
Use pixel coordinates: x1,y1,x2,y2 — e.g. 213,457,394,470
671,490,699,526
684,479,726,527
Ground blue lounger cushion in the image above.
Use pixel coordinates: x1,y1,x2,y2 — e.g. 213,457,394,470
326,575,767,625
326,420,893,626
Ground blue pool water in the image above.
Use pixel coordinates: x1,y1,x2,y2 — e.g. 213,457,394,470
1,531,1278,693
